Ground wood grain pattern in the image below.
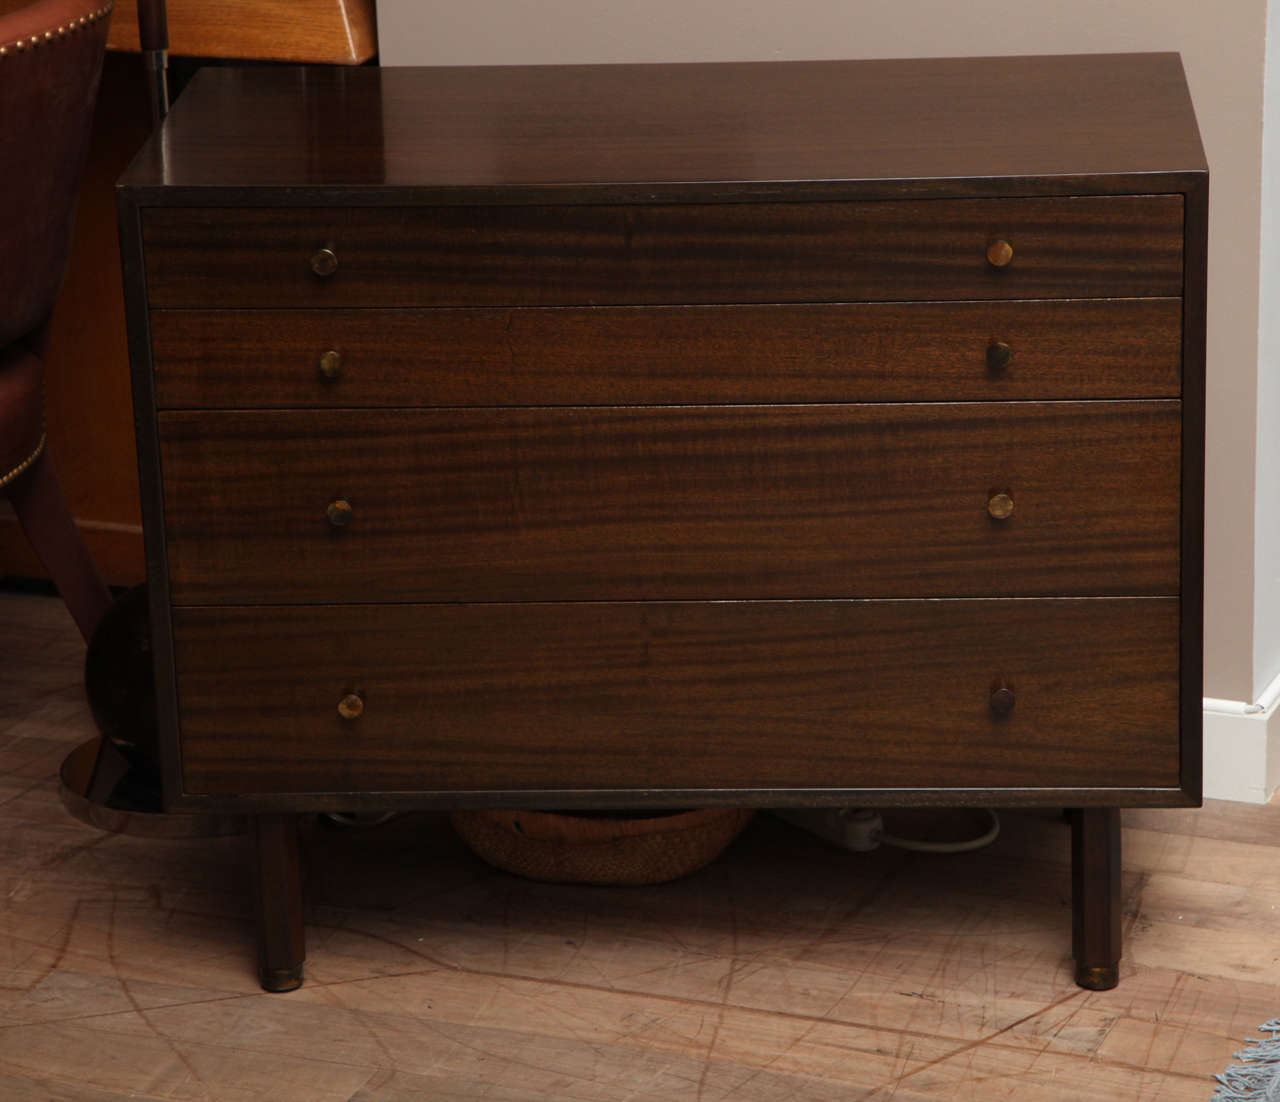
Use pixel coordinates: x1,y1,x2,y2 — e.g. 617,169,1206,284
171,598,1181,798
118,56,1207,196
140,197,1185,309
149,299,1184,409
107,0,377,63
158,402,1181,604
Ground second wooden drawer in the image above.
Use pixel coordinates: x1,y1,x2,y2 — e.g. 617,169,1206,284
149,299,1184,409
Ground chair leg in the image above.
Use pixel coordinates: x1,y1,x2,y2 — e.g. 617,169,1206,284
252,814,306,992
1070,807,1122,990
7,445,112,644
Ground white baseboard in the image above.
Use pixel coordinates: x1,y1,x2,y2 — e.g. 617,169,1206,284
1203,694,1280,803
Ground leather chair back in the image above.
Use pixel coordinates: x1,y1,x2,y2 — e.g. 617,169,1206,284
0,0,111,349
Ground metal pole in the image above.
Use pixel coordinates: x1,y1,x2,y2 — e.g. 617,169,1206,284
135,0,170,123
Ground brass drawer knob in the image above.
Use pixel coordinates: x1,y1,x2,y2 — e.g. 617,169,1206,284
337,692,364,720
989,679,1015,715
318,349,343,380
326,498,354,527
310,246,339,278
987,340,1013,372
987,491,1014,520
986,238,1014,268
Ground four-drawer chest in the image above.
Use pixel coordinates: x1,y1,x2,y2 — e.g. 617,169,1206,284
117,53,1207,991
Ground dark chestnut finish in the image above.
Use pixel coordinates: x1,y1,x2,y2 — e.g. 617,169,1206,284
118,56,1204,198
149,299,1184,410
1071,807,1123,990
116,55,1207,993
251,814,305,992
141,197,1183,309
172,598,1180,797
158,401,1181,605
1179,177,1210,806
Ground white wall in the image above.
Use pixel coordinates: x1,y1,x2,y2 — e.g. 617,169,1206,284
378,0,1271,706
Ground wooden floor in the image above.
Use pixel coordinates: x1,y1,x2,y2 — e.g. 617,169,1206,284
1,589,1275,1101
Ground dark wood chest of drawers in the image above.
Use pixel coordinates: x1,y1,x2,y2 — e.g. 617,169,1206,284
118,53,1207,992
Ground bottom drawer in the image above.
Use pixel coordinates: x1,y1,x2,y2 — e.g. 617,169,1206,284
171,598,1180,799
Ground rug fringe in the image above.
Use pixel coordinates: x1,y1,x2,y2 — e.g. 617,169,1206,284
1213,1020,1280,1101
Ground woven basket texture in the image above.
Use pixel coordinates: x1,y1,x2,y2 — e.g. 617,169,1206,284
450,807,755,885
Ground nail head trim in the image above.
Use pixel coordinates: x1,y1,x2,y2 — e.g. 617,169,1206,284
1,3,113,56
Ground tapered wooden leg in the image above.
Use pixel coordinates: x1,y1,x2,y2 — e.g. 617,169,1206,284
1070,807,1122,990
252,814,305,992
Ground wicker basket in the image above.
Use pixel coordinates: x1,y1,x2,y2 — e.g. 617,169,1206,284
450,807,755,886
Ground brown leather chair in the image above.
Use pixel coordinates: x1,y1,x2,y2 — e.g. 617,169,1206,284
0,0,115,642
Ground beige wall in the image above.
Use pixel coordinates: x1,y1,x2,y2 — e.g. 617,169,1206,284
379,0,1271,702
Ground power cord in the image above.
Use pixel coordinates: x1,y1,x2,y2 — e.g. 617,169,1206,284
770,807,1000,854
880,808,1000,853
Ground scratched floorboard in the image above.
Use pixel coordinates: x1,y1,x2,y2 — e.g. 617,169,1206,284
0,589,1274,1101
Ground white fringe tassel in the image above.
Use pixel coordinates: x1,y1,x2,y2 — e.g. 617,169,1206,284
1214,1021,1280,1101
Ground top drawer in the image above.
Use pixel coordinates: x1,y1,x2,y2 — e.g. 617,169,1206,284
141,196,1184,308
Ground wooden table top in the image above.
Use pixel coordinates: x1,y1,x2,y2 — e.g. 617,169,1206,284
119,53,1207,203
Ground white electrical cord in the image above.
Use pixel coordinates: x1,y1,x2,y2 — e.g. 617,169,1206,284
879,808,1000,853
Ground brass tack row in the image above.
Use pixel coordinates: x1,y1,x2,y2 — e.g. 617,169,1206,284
0,3,112,55
0,432,46,491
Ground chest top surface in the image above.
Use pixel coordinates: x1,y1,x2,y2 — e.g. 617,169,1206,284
118,53,1206,203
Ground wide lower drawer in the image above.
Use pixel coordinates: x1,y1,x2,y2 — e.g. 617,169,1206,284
172,598,1182,796
149,299,1184,409
159,402,1181,604
141,196,1184,308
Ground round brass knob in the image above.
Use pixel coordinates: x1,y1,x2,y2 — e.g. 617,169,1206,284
989,679,1015,715
337,692,364,720
986,238,1014,268
987,491,1014,521
326,498,353,527
310,246,339,278
318,349,343,380
987,340,1014,372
